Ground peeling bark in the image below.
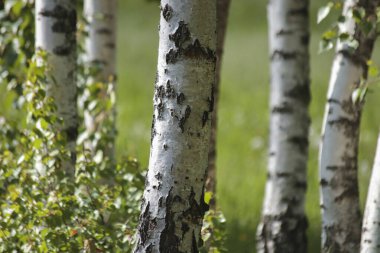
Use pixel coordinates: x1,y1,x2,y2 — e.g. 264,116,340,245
256,0,310,252
36,0,78,175
205,0,231,209
134,1,216,252
319,0,379,252
83,0,117,160
361,133,380,253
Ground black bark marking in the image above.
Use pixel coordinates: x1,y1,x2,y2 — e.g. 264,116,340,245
65,126,78,142
138,203,154,245
169,21,191,48
287,136,309,153
96,28,112,35
192,231,199,253
105,42,115,49
150,115,156,144
155,173,162,181
327,117,359,137
271,50,298,60
181,222,190,239
300,34,310,46
166,49,180,64
257,214,308,253
294,181,307,190
276,30,294,36
202,111,209,127
159,189,182,252
165,81,176,99
207,85,215,113
166,39,216,64
327,98,341,104
272,104,293,114
182,188,209,226
178,106,191,133
162,4,173,22
320,179,329,187
285,83,311,106
157,102,164,120
177,93,186,105
53,45,71,56
288,7,308,17
40,5,76,56
163,144,168,151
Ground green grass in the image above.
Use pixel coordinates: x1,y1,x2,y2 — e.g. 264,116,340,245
115,1,380,252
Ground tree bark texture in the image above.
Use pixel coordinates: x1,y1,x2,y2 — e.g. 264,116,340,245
134,1,216,252
35,0,78,174
361,133,380,253
83,0,117,160
205,0,231,209
319,0,379,252
256,0,310,252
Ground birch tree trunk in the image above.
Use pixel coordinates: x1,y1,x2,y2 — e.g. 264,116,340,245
134,1,216,252
319,0,379,252
205,0,231,209
36,0,78,174
256,0,310,252
83,0,117,160
361,133,380,253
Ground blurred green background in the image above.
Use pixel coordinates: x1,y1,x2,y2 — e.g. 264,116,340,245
115,1,380,252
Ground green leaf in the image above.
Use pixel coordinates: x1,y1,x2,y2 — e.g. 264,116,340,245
204,191,213,205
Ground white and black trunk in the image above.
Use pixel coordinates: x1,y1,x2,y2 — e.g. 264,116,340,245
256,0,310,252
361,133,380,253
134,1,216,252
83,0,117,159
319,0,379,252
36,0,78,173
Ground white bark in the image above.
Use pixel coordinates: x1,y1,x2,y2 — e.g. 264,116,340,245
36,0,78,173
84,0,116,81
83,0,117,159
256,0,310,252
134,1,216,252
361,133,380,253
319,0,379,252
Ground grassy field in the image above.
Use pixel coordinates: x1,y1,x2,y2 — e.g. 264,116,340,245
115,1,380,252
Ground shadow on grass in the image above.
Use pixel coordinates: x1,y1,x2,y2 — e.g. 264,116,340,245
224,219,321,253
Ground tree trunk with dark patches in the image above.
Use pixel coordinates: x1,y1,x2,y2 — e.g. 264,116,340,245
36,0,78,175
83,0,117,161
361,133,380,253
205,0,231,209
134,1,216,252
319,0,379,252
256,0,310,252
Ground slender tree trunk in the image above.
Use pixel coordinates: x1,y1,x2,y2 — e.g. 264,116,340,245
134,1,216,252
205,0,231,209
361,133,380,253
319,0,379,252
35,0,78,174
83,0,117,160
256,0,310,252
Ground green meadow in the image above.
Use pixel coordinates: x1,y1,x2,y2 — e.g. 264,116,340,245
116,1,380,252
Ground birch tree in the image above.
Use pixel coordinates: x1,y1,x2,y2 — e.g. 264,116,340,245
133,0,216,252
319,0,379,252
35,0,78,174
361,133,380,253
83,0,117,159
206,0,231,208
256,0,310,252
